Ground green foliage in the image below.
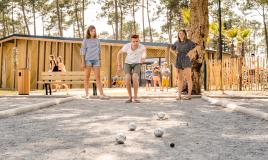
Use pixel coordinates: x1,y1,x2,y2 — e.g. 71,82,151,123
237,28,251,43
159,0,189,42
224,28,238,42
120,21,140,39
181,8,190,26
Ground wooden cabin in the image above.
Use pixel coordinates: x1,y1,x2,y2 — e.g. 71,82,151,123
1,34,235,91
0,34,172,90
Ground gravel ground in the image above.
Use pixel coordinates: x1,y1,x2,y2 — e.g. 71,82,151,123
217,98,268,113
0,98,268,160
0,97,61,111
203,91,268,97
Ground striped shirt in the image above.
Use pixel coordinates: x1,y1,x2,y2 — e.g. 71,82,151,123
80,38,101,61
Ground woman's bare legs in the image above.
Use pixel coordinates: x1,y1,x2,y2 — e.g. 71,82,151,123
84,67,91,97
183,68,192,99
176,68,184,99
92,67,104,96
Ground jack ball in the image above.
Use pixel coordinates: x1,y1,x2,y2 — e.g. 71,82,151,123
170,143,175,148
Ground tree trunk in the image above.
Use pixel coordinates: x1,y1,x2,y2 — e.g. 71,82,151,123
2,11,6,37
42,15,45,36
78,9,83,38
12,2,15,34
73,22,76,37
82,0,85,38
111,23,115,39
75,1,81,38
142,0,145,42
241,42,245,57
167,9,172,44
61,10,64,36
23,26,26,34
32,0,36,35
115,0,119,40
189,0,209,94
21,0,31,35
5,17,9,35
119,0,123,40
262,6,268,60
147,0,152,42
132,0,136,34
230,42,235,57
168,10,172,44
56,0,63,36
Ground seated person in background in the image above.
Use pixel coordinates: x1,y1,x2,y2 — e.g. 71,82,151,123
56,56,69,93
57,56,66,72
49,55,59,92
48,55,56,72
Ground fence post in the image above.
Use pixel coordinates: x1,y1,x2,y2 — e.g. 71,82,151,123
239,57,243,91
204,60,207,91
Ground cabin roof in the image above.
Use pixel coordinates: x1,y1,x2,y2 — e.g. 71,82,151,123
0,34,169,48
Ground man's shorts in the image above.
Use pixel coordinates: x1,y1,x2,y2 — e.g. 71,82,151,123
124,63,141,75
85,60,100,67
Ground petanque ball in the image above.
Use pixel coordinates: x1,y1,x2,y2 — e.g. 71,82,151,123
157,112,166,120
115,132,126,144
154,128,164,137
170,143,175,148
128,122,137,131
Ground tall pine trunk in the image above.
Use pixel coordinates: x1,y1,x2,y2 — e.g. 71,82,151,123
168,10,172,44
119,0,123,40
5,17,10,35
132,0,136,34
166,9,172,44
42,15,45,36
114,0,119,40
82,0,85,38
111,23,115,39
263,6,268,60
146,0,152,42
32,0,36,35
73,23,76,37
78,11,83,37
21,0,31,35
142,0,145,42
56,0,63,36
75,1,81,38
189,0,209,94
2,11,6,37
12,2,15,34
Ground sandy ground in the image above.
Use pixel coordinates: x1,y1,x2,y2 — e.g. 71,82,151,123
203,90,268,97
0,97,61,111
0,98,268,160
216,98,268,113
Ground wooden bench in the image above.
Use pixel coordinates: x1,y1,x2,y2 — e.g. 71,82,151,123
38,71,100,95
